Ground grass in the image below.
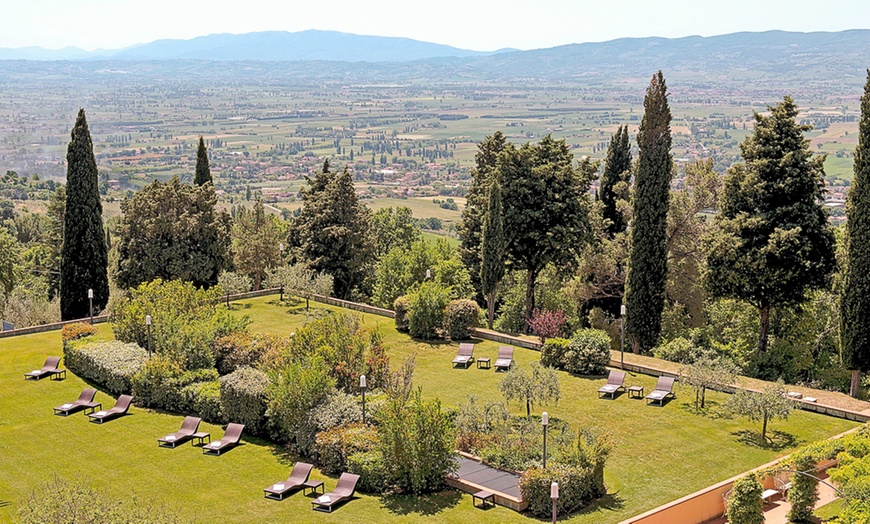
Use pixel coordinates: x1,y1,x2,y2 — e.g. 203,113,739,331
0,295,859,523
815,498,844,521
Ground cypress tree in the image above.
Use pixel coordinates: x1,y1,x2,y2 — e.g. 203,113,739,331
194,136,212,186
480,178,505,329
60,109,109,320
600,125,632,237
625,71,672,353
842,70,870,397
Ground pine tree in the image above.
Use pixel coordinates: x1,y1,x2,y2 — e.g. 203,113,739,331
480,178,505,329
60,109,109,320
600,125,632,237
842,70,870,397
194,136,212,186
706,97,835,354
624,72,673,353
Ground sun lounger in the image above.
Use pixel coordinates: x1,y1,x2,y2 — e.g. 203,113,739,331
203,423,244,455
452,343,474,368
53,388,99,416
25,356,65,380
158,416,202,448
311,473,360,512
264,462,314,500
87,394,133,423
645,376,676,406
597,370,626,399
494,346,514,371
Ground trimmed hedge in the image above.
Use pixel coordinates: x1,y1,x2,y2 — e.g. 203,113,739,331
393,296,411,332
443,299,480,340
131,356,219,412
539,330,610,375
181,380,223,423
64,340,147,395
219,367,270,435
347,451,390,493
519,463,599,518
540,338,571,368
314,423,378,474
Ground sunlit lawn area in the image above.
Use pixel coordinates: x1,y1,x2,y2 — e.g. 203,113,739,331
0,294,860,523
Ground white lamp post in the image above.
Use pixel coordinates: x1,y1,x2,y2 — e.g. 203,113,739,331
145,314,152,357
542,411,549,469
620,304,627,370
87,288,94,324
360,375,367,424
551,482,559,523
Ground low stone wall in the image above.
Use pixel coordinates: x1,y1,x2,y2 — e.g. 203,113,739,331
0,315,109,339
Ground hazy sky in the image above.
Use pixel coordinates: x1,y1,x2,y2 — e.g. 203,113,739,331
4,0,869,51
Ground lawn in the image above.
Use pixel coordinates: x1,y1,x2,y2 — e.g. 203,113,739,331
0,295,859,524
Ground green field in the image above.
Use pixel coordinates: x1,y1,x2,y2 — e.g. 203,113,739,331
0,296,859,523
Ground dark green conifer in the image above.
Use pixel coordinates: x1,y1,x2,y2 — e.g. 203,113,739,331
60,109,109,320
480,178,505,329
600,125,632,237
625,72,672,353
194,136,212,186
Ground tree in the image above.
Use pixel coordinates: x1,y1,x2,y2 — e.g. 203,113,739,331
726,381,796,444
625,71,672,353
266,263,333,309
0,228,19,301
45,186,65,299
842,70,870,398
371,206,420,258
498,362,561,418
681,356,737,412
726,473,764,524
501,136,597,326
194,136,212,186
480,178,505,329
459,132,507,297
217,270,252,304
706,97,835,354
296,167,374,299
600,125,632,237
115,177,231,289
231,199,282,290
61,109,109,320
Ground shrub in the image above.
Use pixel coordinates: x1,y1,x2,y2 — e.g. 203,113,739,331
726,473,764,524
393,296,411,332
528,308,568,342
443,299,480,340
347,451,390,493
64,340,147,395
219,367,270,435
61,322,97,346
213,333,288,375
408,281,451,340
180,380,223,423
132,357,219,412
314,423,378,474
309,391,363,433
266,356,335,451
455,396,510,454
519,463,599,518
562,329,611,375
540,338,571,368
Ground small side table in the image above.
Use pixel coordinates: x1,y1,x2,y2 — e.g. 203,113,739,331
51,369,67,380
303,480,324,495
472,490,494,509
477,358,491,369
82,402,102,415
628,385,644,399
191,432,211,446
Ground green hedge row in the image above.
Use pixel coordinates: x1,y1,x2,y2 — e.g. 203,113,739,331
64,340,148,396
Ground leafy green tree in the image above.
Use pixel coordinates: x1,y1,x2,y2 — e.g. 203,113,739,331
194,136,212,186
0,228,19,301
61,109,109,320
842,70,870,397
231,199,282,290
726,381,795,444
217,270,252,298
297,167,374,299
115,177,231,289
625,71,672,353
600,125,632,237
481,178,505,329
265,263,333,309
498,362,561,418
408,281,452,339
501,136,597,326
726,473,764,524
371,206,420,258
681,355,737,411
459,131,507,297
706,97,835,354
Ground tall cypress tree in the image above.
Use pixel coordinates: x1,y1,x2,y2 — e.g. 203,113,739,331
842,70,870,397
625,71,672,353
60,109,109,320
480,178,505,329
600,125,632,237
194,136,212,186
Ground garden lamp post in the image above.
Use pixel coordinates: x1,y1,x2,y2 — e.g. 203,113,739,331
279,243,285,302
551,482,559,523
360,375,367,424
425,268,431,280
145,314,152,357
542,411,549,469
620,304,626,370
88,288,94,324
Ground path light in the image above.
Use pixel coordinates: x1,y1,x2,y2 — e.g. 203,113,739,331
360,375,367,425
88,289,94,325
620,304,627,370
145,314,152,357
542,411,549,469
425,268,431,280
551,482,559,523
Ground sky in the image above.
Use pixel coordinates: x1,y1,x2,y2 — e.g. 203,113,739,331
3,0,869,51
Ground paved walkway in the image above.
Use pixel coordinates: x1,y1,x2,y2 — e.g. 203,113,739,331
453,456,521,499
707,473,839,524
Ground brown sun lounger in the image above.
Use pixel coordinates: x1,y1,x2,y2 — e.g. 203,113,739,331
646,376,676,406
25,356,65,380
494,346,514,371
54,388,99,416
452,343,474,368
87,394,133,423
203,423,244,455
597,370,626,399
158,416,202,448
311,472,360,512
264,462,314,500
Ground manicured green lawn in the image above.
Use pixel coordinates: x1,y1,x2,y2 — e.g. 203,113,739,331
0,295,860,523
